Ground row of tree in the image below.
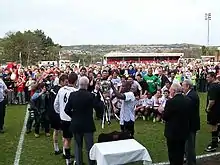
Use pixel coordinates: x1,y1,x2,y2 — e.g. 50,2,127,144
0,30,61,66
0,29,219,66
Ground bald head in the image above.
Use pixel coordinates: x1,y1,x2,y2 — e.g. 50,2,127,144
182,79,193,94
79,76,89,89
170,83,182,97
171,83,182,93
183,79,193,88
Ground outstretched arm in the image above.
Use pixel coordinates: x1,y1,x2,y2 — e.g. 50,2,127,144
111,81,125,100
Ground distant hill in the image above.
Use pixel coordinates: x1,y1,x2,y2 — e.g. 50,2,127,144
61,43,203,56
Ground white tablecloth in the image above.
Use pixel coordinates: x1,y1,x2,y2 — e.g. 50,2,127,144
89,139,152,165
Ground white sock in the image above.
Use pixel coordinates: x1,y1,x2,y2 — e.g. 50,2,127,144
54,143,59,152
66,159,71,165
63,147,65,155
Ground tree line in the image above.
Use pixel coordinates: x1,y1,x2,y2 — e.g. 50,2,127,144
0,30,61,66
0,29,219,66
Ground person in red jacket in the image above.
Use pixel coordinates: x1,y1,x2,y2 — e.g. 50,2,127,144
16,77,25,104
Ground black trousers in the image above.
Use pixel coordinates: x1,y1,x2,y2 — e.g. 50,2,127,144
34,111,50,134
120,120,134,137
167,138,186,165
94,100,104,119
185,132,196,165
0,101,5,130
199,79,207,92
26,108,35,131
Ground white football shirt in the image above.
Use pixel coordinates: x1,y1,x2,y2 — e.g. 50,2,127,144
54,86,78,121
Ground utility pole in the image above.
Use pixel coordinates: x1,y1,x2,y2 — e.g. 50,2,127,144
19,52,22,65
205,13,211,46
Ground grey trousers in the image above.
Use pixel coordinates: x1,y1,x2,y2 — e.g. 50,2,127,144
18,92,25,104
7,90,15,104
74,132,95,165
185,132,196,165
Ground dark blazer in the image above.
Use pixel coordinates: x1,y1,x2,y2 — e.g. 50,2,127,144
186,89,200,132
163,94,191,140
159,74,169,88
64,89,96,133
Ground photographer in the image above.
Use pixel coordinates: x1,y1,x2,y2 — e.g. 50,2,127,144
31,82,50,138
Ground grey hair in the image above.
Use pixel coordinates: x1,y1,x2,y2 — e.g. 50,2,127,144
171,83,182,94
79,76,89,89
183,79,193,88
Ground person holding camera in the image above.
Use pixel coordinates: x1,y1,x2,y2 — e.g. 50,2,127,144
31,82,50,138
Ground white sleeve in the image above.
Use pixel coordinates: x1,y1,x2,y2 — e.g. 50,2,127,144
53,92,60,114
142,99,146,106
124,92,135,101
162,99,167,108
124,70,128,75
135,81,142,91
2,81,7,91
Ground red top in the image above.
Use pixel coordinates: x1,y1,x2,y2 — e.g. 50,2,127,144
17,82,24,92
30,89,36,96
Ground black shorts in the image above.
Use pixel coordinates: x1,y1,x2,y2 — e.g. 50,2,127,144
61,120,73,139
207,111,220,126
50,114,62,130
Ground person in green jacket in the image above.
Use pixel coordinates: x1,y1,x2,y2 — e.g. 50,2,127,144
143,68,161,94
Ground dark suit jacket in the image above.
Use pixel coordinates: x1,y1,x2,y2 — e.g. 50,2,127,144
160,74,169,88
186,89,200,132
64,89,96,133
163,94,191,140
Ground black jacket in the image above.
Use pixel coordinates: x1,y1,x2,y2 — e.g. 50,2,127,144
160,74,169,88
31,92,50,115
163,94,191,140
186,89,200,132
65,89,96,133
48,85,61,118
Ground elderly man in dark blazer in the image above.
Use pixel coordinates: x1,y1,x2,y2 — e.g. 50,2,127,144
65,76,96,165
163,83,191,165
182,79,200,165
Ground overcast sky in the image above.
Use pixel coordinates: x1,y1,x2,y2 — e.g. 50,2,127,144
0,0,219,45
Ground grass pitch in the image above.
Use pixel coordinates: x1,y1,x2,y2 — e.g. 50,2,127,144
0,93,216,165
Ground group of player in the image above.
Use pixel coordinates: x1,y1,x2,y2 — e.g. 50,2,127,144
25,66,174,165
135,89,170,122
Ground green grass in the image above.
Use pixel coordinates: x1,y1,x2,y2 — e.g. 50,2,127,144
0,105,26,165
0,93,215,165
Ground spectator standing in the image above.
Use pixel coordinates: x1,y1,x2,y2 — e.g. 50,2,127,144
143,68,160,95
65,76,96,165
16,77,26,104
0,73,7,133
182,80,200,165
205,72,220,152
163,83,191,165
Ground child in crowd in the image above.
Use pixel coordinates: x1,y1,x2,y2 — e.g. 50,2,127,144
152,90,162,122
135,95,146,120
16,77,26,104
144,92,154,121
157,90,170,122
25,77,36,102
